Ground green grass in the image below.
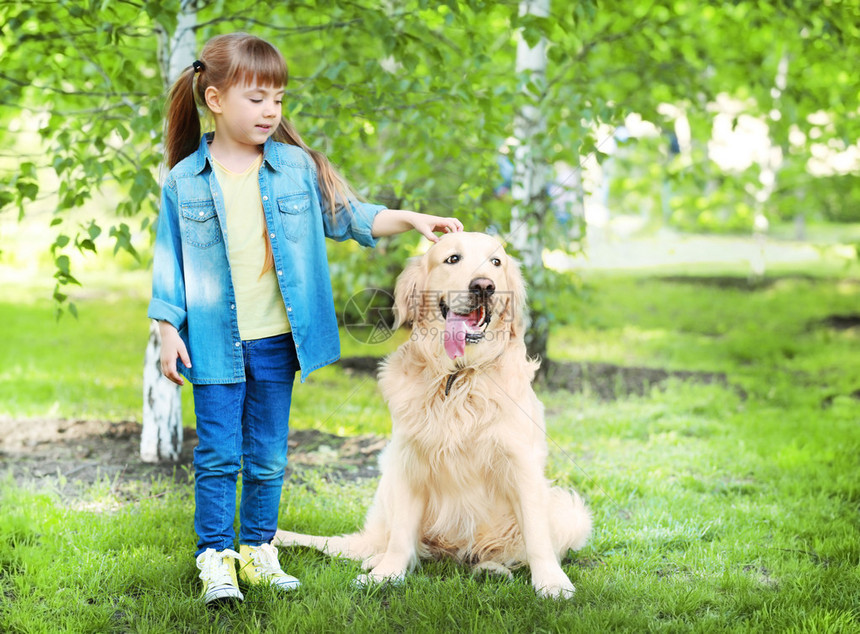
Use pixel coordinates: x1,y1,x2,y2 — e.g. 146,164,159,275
2,262,860,632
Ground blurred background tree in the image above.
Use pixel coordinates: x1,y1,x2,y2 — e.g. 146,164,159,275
1,0,857,455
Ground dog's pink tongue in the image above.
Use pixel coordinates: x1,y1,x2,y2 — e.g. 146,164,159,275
444,312,469,359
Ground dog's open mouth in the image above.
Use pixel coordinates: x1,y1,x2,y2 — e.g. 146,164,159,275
440,300,492,360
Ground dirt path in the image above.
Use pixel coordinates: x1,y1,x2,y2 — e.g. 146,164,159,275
0,358,738,501
0,417,387,500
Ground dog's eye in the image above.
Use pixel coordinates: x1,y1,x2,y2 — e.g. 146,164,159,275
445,254,461,264
490,258,502,267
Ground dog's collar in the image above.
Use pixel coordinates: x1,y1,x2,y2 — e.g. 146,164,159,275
442,349,507,397
444,372,460,396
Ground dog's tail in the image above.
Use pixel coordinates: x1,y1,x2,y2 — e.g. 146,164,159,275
273,529,381,563
550,487,592,556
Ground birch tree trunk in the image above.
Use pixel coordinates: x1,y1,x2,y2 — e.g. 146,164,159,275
510,0,551,367
751,52,789,281
141,2,197,463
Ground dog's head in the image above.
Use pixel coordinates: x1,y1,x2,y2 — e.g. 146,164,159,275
393,232,527,364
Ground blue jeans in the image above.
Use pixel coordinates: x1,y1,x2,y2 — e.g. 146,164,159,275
191,333,298,555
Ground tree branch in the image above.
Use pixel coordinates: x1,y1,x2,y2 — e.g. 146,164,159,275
0,72,149,98
192,15,364,34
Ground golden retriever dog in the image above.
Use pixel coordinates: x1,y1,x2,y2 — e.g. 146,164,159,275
275,232,591,598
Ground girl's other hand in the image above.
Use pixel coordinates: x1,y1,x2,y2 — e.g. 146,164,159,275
158,321,191,386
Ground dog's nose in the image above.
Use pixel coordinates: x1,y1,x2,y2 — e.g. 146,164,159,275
469,277,495,298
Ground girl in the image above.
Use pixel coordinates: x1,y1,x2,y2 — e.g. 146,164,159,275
148,32,462,605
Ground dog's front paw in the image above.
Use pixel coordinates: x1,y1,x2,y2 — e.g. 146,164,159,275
532,568,576,599
361,553,384,571
354,556,410,587
353,570,406,588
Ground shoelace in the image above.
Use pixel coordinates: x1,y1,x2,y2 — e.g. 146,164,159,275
250,543,284,576
196,548,245,585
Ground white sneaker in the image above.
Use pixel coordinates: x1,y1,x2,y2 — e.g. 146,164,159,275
196,548,245,604
238,543,301,591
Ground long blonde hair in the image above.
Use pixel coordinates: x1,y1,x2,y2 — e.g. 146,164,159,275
164,33,359,271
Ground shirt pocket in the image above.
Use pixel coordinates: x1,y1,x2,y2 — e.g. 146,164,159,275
277,192,310,242
180,200,222,249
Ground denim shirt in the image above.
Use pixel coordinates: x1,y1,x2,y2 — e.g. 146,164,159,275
148,133,385,384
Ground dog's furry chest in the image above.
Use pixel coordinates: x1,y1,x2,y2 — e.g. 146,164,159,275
385,372,538,468
378,344,544,474
385,370,503,440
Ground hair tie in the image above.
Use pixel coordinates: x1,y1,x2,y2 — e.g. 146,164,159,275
192,60,205,74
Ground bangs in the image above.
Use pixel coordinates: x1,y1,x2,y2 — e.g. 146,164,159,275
226,38,287,88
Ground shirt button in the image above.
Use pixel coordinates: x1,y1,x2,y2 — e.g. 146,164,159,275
234,342,240,347
199,211,204,216
262,195,269,201
287,306,292,312
230,304,235,310
270,233,275,239
277,270,283,276
293,205,298,210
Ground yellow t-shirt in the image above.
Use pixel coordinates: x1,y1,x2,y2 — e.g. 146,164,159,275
212,154,291,340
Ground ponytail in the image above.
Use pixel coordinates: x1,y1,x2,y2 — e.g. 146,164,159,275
164,66,202,169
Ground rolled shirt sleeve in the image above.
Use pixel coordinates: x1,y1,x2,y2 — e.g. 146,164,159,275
314,176,385,247
147,179,188,331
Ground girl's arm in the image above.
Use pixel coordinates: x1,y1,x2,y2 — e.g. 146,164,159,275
371,209,463,242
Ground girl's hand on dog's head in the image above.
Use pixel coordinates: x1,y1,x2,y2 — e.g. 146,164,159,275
412,213,463,242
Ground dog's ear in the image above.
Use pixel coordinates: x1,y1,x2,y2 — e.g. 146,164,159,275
392,255,428,329
500,255,529,339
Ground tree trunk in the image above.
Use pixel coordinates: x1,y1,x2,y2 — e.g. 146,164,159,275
510,0,551,370
141,1,196,463
751,52,790,282
141,323,183,462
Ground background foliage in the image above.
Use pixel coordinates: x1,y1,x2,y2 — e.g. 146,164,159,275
1,0,857,327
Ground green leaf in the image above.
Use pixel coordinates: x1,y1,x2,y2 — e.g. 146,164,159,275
109,223,140,261
77,238,97,253
86,221,102,241
0,191,14,211
16,181,39,200
55,255,71,275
